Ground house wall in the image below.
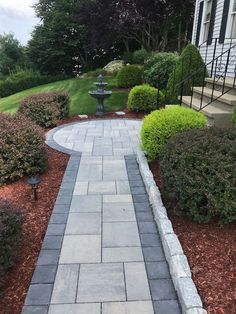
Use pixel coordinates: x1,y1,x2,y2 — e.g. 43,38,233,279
192,0,236,77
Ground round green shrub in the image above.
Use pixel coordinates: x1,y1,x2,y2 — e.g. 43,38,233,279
141,106,207,160
0,113,47,185
167,44,208,102
117,65,143,88
132,49,149,64
160,127,236,224
19,92,70,128
128,84,164,112
0,201,23,277
144,52,178,89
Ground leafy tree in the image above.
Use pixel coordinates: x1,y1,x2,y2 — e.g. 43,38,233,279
0,34,26,76
27,0,87,75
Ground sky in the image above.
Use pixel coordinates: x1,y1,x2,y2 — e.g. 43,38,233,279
0,0,39,45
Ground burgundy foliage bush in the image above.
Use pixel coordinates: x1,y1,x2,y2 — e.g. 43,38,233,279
0,113,47,185
19,92,70,128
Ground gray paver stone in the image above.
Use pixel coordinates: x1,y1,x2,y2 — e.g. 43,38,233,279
150,279,177,301
25,284,53,305
153,300,181,314
32,265,57,284
146,262,170,280
22,306,48,314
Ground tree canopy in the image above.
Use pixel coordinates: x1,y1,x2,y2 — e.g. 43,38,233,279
0,34,26,77
26,0,195,75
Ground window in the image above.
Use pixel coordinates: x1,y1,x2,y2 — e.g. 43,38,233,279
203,0,213,41
231,0,236,38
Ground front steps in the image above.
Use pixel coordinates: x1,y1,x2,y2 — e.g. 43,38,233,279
181,77,235,127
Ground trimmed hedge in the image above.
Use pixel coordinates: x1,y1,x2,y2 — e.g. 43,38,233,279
0,201,23,277
128,84,164,112
160,127,236,224
167,44,207,101
0,113,47,185
144,52,178,89
0,69,66,98
117,65,143,88
19,92,70,128
141,106,207,160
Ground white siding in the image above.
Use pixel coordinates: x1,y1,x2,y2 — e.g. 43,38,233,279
192,0,236,77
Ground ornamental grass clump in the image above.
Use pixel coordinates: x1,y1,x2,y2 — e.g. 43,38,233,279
0,201,23,277
160,127,236,224
0,113,47,185
141,106,207,160
19,92,70,128
128,84,164,112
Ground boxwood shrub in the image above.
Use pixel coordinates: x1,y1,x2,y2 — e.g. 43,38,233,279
160,127,236,224
0,201,23,277
128,84,164,112
0,113,47,185
19,92,70,128
144,52,178,89
141,106,207,160
117,65,143,88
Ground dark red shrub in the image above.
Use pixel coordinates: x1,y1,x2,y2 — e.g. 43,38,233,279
0,200,23,278
0,113,47,185
19,92,70,128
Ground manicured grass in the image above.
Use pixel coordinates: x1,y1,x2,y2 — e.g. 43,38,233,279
0,77,128,116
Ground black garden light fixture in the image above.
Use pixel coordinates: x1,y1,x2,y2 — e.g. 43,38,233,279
27,176,41,201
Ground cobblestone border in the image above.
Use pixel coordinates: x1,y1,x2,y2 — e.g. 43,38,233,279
136,150,207,314
22,130,81,314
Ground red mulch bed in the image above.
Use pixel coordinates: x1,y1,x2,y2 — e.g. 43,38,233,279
0,147,69,314
149,161,236,314
57,109,145,125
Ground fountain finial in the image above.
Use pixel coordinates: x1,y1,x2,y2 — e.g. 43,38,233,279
98,74,104,83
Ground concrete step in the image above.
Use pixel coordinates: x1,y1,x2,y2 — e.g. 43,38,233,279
205,77,236,96
181,96,233,127
192,86,236,112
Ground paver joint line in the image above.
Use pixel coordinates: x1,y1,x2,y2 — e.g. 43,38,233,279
22,119,181,314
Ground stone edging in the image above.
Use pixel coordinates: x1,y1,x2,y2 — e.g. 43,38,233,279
136,149,207,314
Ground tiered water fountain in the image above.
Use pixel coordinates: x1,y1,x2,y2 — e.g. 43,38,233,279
89,75,112,116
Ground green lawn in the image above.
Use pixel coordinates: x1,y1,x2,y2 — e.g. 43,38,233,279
0,77,128,116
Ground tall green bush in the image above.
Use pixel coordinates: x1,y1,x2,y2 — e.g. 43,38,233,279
167,44,207,101
141,106,207,160
144,52,178,89
0,113,47,184
160,127,236,224
117,65,143,88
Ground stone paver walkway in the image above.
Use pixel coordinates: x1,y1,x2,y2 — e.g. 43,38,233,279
22,120,180,314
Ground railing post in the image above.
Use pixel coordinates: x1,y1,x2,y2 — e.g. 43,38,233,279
223,49,231,93
211,38,218,77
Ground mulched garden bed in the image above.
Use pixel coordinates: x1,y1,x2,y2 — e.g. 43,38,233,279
149,161,236,314
0,147,69,314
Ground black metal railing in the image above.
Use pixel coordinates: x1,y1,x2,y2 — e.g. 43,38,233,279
159,38,236,111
